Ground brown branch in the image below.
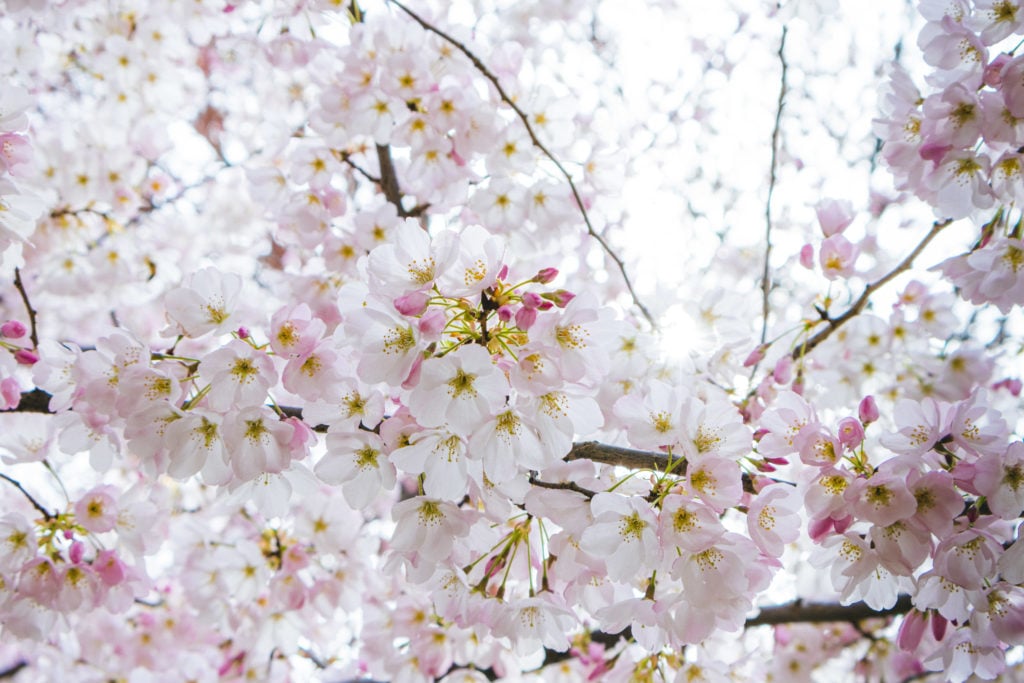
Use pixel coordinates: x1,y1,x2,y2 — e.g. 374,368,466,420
566,441,674,471
792,219,951,360
375,143,406,215
751,25,787,381
527,474,598,499
12,267,39,349
0,472,56,520
0,661,26,679
14,388,52,413
537,595,912,672
388,0,656,329
746,594,913,627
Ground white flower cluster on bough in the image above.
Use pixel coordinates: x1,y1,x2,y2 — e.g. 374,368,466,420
0,1,1022,682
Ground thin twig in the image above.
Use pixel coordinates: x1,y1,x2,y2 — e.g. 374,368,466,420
12,268,39,349
527,474,598,499
751,26,788,381
0,661,27,679
0,472,55,520
792,219,951,360
388,0,656,328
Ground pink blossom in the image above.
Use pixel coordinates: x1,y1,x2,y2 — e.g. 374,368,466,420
746,483,801,557
836,417,864,449
405,344,507,436
579,493,661,583
846,472,917,527
163,267,243,338
73,485,120,533
818,234,859,280
799,244,814,269
815,198,854,236
974,441,1024,519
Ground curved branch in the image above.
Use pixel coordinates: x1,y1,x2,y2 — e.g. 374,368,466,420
756,25,788,356
13,268,39,350
0,472,56,520
388,0,656,328
793,219,951,360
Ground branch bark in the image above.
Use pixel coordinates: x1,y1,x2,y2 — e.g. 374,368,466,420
12,267,39,349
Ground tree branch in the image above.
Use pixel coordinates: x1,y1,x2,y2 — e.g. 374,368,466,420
793,219,951,360
375,143,406,216
751,25,787,380
388,0,656,328
0,472,56,520
746,594,913,627
536,596,913,672
12,267,39,349
0,661,26,680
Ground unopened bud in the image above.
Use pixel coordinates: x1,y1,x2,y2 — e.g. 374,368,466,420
69,540,85,564
515,307,537,330
858,395,879,424
533,267,558,284
14,349,38,365
541,289,575,308
521,292,543,310
0,320,27,339
394,291,430,317
743,345,767,368
773,356,793,384
236,326,250,339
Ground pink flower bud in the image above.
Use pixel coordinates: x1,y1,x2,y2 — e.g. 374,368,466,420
808,515,834,543
837,417,864,449
418,309,445,339
69,540,85,564
515,307,538,330
285,417,314,451
0,320,27,338
0,377,19,409
236,326,250,339
533,267,558,284
799,244,814,269
542,289,575,308
14,349,38,365
931,612,948,642
986,53,1012,88
497,264,509,281
521,291,543,309
394,291,430,317
773,356,793,384
815,198,854,237
743,345,767,367
401,354,423,390
858,395,879,424
497,305,514,322
918,140,952,165
897,610,928,652
833,514,853,534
